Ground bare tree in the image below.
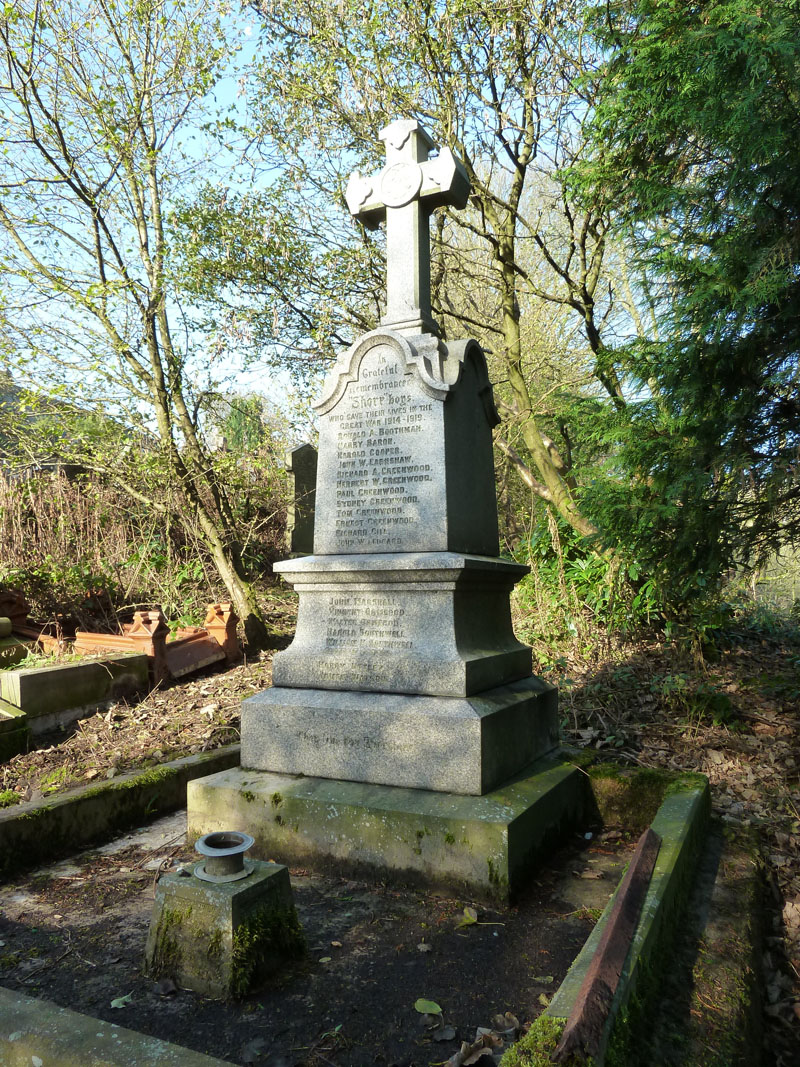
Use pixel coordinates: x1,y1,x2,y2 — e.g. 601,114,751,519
0,0,273,643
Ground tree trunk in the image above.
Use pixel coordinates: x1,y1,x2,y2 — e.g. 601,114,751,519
206,535,271,650
497,240,600,541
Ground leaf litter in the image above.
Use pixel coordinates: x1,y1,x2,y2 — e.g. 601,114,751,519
1,627,799,1061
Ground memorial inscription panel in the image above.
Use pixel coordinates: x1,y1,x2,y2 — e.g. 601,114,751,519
313,341,446,555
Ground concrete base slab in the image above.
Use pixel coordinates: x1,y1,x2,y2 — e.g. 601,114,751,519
241,675,559,794
0,987,235,1066
187,757,589,902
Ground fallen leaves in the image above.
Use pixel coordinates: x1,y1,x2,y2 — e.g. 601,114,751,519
441,1013,524,1067
0,659,275,800
414,998,442,1016
456,906,505,930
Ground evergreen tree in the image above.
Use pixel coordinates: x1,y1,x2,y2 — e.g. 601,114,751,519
576,0,800,604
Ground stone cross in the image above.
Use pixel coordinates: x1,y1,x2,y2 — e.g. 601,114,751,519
345,118,470,336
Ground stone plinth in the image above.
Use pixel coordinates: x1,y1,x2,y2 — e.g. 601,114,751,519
241,676,558,795
188,759,589,903
145,860,303,999
271,552,531,698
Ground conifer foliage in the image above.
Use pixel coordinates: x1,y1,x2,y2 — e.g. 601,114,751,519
577,1,800,602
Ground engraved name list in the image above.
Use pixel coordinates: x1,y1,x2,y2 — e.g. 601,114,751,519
315,342,444,553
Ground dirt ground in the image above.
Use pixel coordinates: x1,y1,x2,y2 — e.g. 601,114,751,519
1,615,799,1063
0,812,634,1066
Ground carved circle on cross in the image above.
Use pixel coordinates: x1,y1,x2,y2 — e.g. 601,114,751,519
380,161,423,208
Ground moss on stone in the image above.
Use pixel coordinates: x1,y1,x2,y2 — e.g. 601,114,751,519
589,765,672,832
229,903,305,998
80,764,174,804
0,790,21,808
498,1015,570,1066
270,791,283,808
664,772,708,798
17,804,51,820
242,790,256,803
147,904,193,979
115,765,174,791
207,928,223,961
486,856,508,893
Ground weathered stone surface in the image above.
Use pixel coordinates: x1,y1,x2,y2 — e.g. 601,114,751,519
285,443,317,555
345,118,469,336
312,330,499,557
241,676,558,795
0,987,235,1066
545,781,711,1062
0,652,148,730
271,552,531,697
0,745,241,876
187,757,589,903
145,860,303,999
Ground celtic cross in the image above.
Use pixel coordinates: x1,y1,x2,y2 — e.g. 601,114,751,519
345,118,470,336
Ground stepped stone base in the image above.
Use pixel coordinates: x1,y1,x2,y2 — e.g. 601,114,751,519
240,676,558,795
272,553,532,698
187,757,589,902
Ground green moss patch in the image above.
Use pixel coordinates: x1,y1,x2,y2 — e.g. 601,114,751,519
588,765,672,833
230,903,305,998
147,904,193,979
0,789,21,809
499,1015,568,1066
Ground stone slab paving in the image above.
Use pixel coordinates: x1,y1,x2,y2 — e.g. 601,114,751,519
0,987,235,1066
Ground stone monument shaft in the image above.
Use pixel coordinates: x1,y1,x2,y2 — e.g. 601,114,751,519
241,119,557,796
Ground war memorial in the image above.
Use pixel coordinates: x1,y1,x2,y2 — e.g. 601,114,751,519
188,119,586,899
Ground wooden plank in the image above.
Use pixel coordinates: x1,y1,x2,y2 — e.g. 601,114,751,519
551,826,662,1064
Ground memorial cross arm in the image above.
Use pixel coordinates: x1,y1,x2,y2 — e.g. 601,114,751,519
345,118,470,336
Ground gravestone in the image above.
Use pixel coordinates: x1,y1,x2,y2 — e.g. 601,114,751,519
189,119,586,898
285,443,317,555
